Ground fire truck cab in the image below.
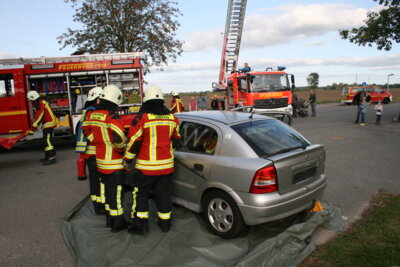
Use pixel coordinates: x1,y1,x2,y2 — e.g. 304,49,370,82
0,52,144,140
225,67,295,114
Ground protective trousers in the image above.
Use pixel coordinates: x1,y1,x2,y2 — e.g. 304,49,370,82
42,128,56,160
131,172,172,223
101,170,126,231
86,156,104,214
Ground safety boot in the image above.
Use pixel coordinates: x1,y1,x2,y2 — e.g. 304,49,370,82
158,219,171,233
128,218,148,235
111,215,128,233
93,202,105,216
42,158,56,166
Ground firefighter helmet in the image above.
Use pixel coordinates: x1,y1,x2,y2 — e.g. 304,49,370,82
27,91,40,101
101,85,123,105
143,85,164,102
87,86,103,101
171,91,178,96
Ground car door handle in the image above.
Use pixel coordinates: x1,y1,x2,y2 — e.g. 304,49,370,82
193,163,204,172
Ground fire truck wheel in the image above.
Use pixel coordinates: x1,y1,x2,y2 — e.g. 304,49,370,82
202,190,248,239
383,98,390,104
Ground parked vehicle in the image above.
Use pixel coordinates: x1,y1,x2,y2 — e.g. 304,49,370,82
171,111,327,239
341,86,392,105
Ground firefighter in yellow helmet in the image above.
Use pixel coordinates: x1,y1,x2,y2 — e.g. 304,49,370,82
170,91,184,113
124,85,181,234
81,85,128,232
26,91,57,165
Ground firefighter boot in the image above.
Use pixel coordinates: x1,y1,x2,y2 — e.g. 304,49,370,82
93,202,104,216
111,215,128,233
42,158,56,166
128,218,148,235
158,219,171,233
106,214,112,228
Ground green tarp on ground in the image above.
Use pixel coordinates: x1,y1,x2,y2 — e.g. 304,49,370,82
61,197,342,267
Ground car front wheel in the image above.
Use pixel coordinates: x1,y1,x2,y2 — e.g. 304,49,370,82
383,98,390,104
202,190,249,239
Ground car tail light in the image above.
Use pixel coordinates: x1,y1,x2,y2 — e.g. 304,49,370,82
249,165,278,194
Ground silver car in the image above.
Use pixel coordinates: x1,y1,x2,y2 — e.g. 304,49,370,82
171,111,327,239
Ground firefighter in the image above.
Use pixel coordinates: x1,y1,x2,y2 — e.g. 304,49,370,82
81,85,128,232
170,91,184,113
124,85,181,234
75,86,104,215
26,91,57,166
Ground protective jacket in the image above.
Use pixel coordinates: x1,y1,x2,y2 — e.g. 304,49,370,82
32,99,57,129
170,97,184,113
75,106,96,158
125,113,181,176
82,110,125,174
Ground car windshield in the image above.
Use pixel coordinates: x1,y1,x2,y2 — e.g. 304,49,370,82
231,119,310,158
249,74,290,92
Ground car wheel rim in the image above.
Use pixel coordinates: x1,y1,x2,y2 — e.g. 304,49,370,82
207,197,233,233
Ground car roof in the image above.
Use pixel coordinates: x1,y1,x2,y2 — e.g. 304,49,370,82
175,111,272,125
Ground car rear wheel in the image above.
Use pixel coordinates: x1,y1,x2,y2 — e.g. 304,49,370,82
383,98,390,104
202,190,248,239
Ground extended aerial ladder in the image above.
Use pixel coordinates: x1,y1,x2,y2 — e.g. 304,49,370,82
215,0,247,90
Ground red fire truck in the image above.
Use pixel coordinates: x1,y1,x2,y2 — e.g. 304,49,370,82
212,0,295,114
0,52,144,141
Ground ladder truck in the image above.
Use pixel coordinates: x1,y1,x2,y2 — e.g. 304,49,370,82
213,0,295,115
0,52,144,142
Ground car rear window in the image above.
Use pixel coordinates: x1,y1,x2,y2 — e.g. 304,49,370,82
231,119,310,158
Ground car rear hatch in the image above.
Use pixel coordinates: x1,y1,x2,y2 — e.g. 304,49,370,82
267,144,325,194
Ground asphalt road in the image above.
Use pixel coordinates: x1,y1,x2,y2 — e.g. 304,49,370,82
1,101,399,266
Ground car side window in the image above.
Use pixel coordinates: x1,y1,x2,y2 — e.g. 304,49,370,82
375,88,383,93
178,122,218,155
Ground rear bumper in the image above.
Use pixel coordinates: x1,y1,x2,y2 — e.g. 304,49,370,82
236,173,327,225
341,99,352,104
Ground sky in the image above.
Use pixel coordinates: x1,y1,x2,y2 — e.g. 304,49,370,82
0,0,399,93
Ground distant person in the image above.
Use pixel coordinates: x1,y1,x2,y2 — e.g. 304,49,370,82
354,90,369,124
211,95,219,110
358,91,368,126
170,91,184,113
189,97,197,111
309,90,317,117
374,100,383,125
239,62,251,73
197,92,208,111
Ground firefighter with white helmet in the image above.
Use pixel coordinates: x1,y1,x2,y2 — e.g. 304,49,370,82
76,86,105,214
170,90,184,113
81,84,128,232
124,84,181,234
26,90,57,165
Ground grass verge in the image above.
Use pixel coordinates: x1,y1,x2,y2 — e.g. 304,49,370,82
301,189,400,267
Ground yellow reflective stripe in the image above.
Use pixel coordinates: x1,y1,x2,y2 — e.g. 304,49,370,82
137,212,149,219
109,185,124,216
85,145,96,155
33,109,44,127
76,141,86,146
43,121,57,128
136,158,174,166
100,182,105,204
144,121,177,128
125,151,136,160
109,208,124,216
158,211,171,220
97,158,124,164
131,187,138,219
125,128,143,157
109,123,125,140
84,121,108,127
91,195,97,201
44,133,53,151
105,204,110,211
80,110,87,122
87,133,94,142
44,101,57,126
149,124,157,161
136,162,174,171
97,163,124,170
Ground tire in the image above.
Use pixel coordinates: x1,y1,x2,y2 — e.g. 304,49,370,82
346,103,351,106
383,98,390,104
202,190,249,239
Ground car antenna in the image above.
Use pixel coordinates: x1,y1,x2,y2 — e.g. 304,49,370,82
248,107,256,119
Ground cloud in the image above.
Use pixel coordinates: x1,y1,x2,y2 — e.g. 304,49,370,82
182,3,369,52
306,40,325,47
